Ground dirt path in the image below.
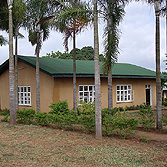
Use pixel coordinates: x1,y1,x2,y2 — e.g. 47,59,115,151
136,131,167,142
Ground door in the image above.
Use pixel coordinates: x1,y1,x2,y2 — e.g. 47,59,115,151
145,85,152,106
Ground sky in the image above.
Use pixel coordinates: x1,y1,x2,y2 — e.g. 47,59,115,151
0,1,166,71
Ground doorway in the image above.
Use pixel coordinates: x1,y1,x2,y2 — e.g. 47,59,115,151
145,85,152,106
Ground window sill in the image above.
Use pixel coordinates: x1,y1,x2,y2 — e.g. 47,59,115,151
19,105,32,107
116,101,133,103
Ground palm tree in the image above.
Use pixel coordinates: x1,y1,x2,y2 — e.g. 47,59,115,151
100,0,125,110
26,0,56,112
0,35,8,46
12,0,26,111
52,0,92,111
154,0,162,129
7,0,16,125
93,0,102,139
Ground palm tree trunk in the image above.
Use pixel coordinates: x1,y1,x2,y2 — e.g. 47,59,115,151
36,31,40,112
9,7,16,125
108,67,113,110
73,30,77,111
94,0,102,139
155,1,162,129
15,27,19,112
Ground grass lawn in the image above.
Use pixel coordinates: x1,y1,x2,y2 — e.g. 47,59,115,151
0,121,167,167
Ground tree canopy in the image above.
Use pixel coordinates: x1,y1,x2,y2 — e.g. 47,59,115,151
44,46,104,61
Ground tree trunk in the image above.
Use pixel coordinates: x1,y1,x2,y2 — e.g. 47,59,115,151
155,1,162,129
108,67,113,110
15,27,19,112
94,0,102,139
36,31,40,112
9,8,16,125
73,30,77,111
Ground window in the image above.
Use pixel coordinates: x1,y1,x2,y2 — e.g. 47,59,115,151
79,85,95,104
18,86,31,106
116,85,134,103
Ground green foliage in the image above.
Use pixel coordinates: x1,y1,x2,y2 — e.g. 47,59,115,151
45,46,104,61
125,103,150,111
138,108,155,130
162,101,167,107
0,35,8,46
140,136,151,143
103,112,138,138
34,112,49,126
77,101,95,115
1,114,10,122
13,0,27,27
49,101,69,115
16,109,35,125
49,110,77,129
0,108,10,116
78,114,95,132
77,102,95,132
161,113,167,126
49,101,77,129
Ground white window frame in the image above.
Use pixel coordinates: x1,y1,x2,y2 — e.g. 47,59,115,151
79,85,95,104
18,86,31,106
116,84,134,103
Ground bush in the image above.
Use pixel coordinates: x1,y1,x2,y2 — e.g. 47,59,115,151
77,101,95,115
103,112,138,138
49,101,69,115
78,114,95,132
161,113,167,126
138,108,155,130
34,112,50,126
0,108,10,116
1,114,10,122
49,110,77,129
16,109,35,125
162,101,167,107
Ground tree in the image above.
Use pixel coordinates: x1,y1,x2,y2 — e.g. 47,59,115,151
12,0,26,111
25,0,56,112
7,0,16,125
44,46,104,60
0,35,8,46
154,0,162,129
99,0,125,110
93,0,102,139
52,0,92,111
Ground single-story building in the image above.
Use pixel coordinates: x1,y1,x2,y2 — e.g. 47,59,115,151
0,55,164,112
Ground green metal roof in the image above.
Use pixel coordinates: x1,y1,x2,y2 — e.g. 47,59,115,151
0,55,162,79
15,55,158,78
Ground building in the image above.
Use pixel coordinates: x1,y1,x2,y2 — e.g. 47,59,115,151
0,55,163,112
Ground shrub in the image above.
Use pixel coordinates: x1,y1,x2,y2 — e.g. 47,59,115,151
161,113,167,126
16,109,35,125
77,101,95,115
49,110,77,129
138,107,155,130
0,108,10,116
162,101,167,107
34,112,50,126
1,114,10,122
78,114,95,132
140,136,151,143
49,101,69,115
103,112,138,138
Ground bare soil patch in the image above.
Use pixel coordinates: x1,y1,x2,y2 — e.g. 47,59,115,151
0,120,167,167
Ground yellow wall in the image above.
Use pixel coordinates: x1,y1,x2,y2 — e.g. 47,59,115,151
0,60,156,112
0,70,9,109
53,77,156,110
0,61,54,113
